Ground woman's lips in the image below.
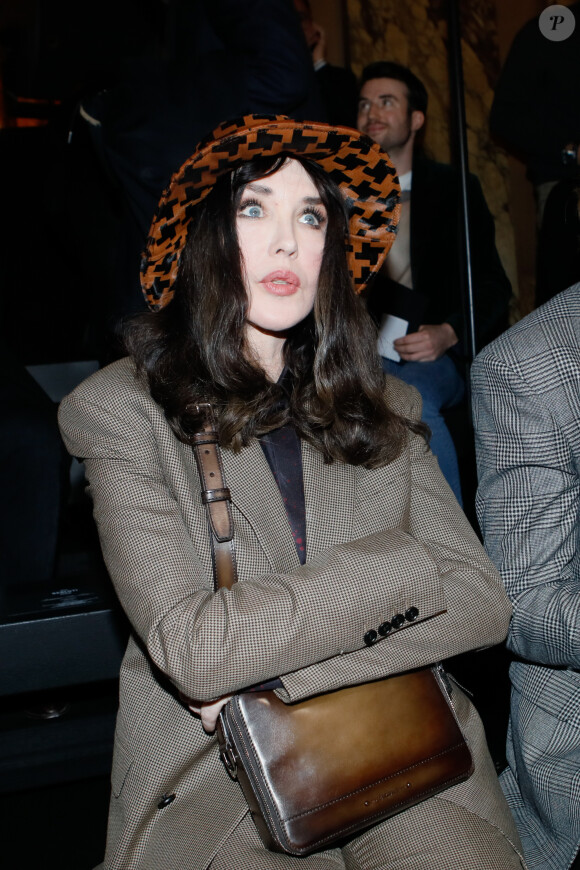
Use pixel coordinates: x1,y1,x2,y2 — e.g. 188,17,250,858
260,271,301,295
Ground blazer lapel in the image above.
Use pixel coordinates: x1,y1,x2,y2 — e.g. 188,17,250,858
302,441,356,558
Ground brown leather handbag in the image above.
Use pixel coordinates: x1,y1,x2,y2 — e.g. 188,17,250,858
192,406,474,857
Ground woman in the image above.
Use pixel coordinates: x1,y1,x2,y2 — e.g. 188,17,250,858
59,115,524,869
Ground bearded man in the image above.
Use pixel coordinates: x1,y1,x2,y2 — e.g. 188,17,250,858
358,61,511,506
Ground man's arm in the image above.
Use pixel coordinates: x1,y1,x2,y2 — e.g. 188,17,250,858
397,172,510,360
408,160,511,356
472,344,580,669
464,174,512,350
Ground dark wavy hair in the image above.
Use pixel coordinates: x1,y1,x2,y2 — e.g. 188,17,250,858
124,154,422,468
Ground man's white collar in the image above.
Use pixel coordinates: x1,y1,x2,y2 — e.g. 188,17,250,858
398,170,412,191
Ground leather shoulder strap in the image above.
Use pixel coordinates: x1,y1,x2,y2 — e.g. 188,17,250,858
191,403,238,591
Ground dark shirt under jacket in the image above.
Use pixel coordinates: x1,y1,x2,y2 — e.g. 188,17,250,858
260,425,307,566
366,154,512,358
250,422,305,693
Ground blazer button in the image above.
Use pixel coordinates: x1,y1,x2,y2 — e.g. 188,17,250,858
378,621,392,636
364,629,378,646
391,613,406,629
405,607,419,622
157,793,176,809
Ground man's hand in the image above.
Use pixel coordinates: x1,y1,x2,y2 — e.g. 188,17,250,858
394,323,459,362
180,693,233,732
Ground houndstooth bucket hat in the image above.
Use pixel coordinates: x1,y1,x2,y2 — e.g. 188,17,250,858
141,114,401,311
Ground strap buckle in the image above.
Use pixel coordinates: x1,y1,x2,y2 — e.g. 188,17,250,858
201,487,231,505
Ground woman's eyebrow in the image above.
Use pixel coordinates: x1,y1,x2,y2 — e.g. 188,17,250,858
245,182,273,195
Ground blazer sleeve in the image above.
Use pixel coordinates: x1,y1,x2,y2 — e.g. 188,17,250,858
59,375,511,703
472,348,580,670
276,405,512,702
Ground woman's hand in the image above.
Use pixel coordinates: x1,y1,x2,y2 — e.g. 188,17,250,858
180,693,233,732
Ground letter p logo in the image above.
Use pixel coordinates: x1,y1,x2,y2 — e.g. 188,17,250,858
539,5,576,41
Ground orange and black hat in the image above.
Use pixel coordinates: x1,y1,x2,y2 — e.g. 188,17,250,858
140,114,401,311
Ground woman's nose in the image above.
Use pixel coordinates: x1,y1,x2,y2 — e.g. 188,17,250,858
269,218,298,258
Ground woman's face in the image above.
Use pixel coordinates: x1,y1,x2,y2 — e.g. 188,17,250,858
236,158,327,375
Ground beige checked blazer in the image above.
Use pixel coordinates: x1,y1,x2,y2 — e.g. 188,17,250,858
58,357,523,869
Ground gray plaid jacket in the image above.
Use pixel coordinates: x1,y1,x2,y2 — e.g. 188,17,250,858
59,358,523,869
472,284,580,870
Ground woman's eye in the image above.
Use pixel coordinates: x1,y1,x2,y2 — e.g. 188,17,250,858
299,210,324,228
239,202,263,218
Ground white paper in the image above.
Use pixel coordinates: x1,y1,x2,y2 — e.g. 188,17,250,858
377,314,408,362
